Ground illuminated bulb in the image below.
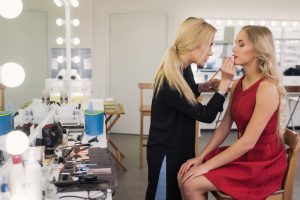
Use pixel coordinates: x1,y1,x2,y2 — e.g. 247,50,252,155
57,56,64,63
0,0,23,19
6,131,29,155
226,20,233,25
271,21,277,27
0,62,25,88
260,21,266,26
249,20,255,25
53,0,63,7
72,37,80,45
56,37,64,45
205,19,211,24
72,19,80,27
70,0,79,7
281,21,287,27
72,56,81,63
292,21,298,27
238,20,244,26
56,18,64,26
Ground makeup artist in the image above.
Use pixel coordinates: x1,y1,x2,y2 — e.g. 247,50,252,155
146,17,236,200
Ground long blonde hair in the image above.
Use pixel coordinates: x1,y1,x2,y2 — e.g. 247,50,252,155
154,17,216,105
242,25,287,139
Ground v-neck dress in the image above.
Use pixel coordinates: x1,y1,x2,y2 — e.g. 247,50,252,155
203,76,287,200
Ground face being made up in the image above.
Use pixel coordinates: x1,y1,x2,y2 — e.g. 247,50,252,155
232,30,258,66
190,36,214,66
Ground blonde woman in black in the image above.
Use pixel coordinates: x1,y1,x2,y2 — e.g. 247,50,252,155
146,17,236,200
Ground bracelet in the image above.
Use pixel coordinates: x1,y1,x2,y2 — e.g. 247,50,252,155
217,89,228,97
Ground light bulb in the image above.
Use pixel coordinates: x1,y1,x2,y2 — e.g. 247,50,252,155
72,37,80,45
70,0,79,7
72,56,81,63
226,20,233,25
238,20,244,26
6,131,29,155
0,0,23,19
57,56,64,63
72,19,80,27
249,20,255,25
205,19,211,24
271,21,277,27
281,21,287,27
292,21,298,27
56,18,64,26
56,37,64,45
216,20,222,26
53,0,63,7
260,21,266,26
0,62,25,88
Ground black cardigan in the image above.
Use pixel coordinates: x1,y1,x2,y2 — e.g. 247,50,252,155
148,67,225,154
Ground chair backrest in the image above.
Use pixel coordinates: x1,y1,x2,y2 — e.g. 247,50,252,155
282,128,300,199
138,83,153,110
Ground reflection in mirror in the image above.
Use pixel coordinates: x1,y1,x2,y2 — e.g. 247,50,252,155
203,19,300,74
0,8,48,111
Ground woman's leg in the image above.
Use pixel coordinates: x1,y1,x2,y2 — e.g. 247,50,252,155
177,173,186,200
178,175,217,200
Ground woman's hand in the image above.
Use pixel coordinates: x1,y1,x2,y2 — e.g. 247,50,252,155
181,165,209,183
178,157,203,176
220,58,235,80
199,79,220,92
218,58,236,93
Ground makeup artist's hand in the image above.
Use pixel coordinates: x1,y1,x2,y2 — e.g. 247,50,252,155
220,57,235,80
199,79,220,92
218,58,235,93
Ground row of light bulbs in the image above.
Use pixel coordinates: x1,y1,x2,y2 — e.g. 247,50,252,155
53,0,79,8
56,18,80,27
205,19,300,28
0,1,26,88
56,37,80,45
53,0,81,65
57,55,81,64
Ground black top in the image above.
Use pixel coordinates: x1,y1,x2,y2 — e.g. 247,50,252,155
148,67,225,153
183,65,200,96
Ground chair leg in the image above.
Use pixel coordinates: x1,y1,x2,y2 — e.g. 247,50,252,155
140,114,144,169
287,97,300,131
215,112,223,129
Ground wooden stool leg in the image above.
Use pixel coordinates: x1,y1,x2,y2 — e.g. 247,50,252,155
140,113,144,169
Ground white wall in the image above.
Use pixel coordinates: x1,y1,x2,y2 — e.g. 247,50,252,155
91,0,300,134
3,0,300,133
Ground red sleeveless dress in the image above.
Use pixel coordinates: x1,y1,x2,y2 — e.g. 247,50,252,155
203,76,287,200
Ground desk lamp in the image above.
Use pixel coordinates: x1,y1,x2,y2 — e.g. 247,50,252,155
0,62,25,111
0,130,29,200
0,0,23,19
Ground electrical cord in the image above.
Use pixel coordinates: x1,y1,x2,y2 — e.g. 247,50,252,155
59,190,107,200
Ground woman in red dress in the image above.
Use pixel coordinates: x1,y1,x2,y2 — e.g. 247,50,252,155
177,25,287,200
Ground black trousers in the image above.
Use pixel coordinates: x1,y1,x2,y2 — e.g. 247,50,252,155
146,147,194,200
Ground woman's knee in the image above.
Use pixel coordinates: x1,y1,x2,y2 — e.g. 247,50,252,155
177,173,183,188
182,176,210,194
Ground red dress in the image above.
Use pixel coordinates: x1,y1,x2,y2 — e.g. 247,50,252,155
203,76,287,200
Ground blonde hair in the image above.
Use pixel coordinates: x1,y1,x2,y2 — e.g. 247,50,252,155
242,25,287,140
154,17,216,105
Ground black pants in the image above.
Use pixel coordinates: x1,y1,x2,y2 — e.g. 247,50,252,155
146,147,194,200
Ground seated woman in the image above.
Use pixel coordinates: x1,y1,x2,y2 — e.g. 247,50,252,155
177,25,287,200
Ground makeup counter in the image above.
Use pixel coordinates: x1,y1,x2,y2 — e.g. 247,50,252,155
0,78,117,200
